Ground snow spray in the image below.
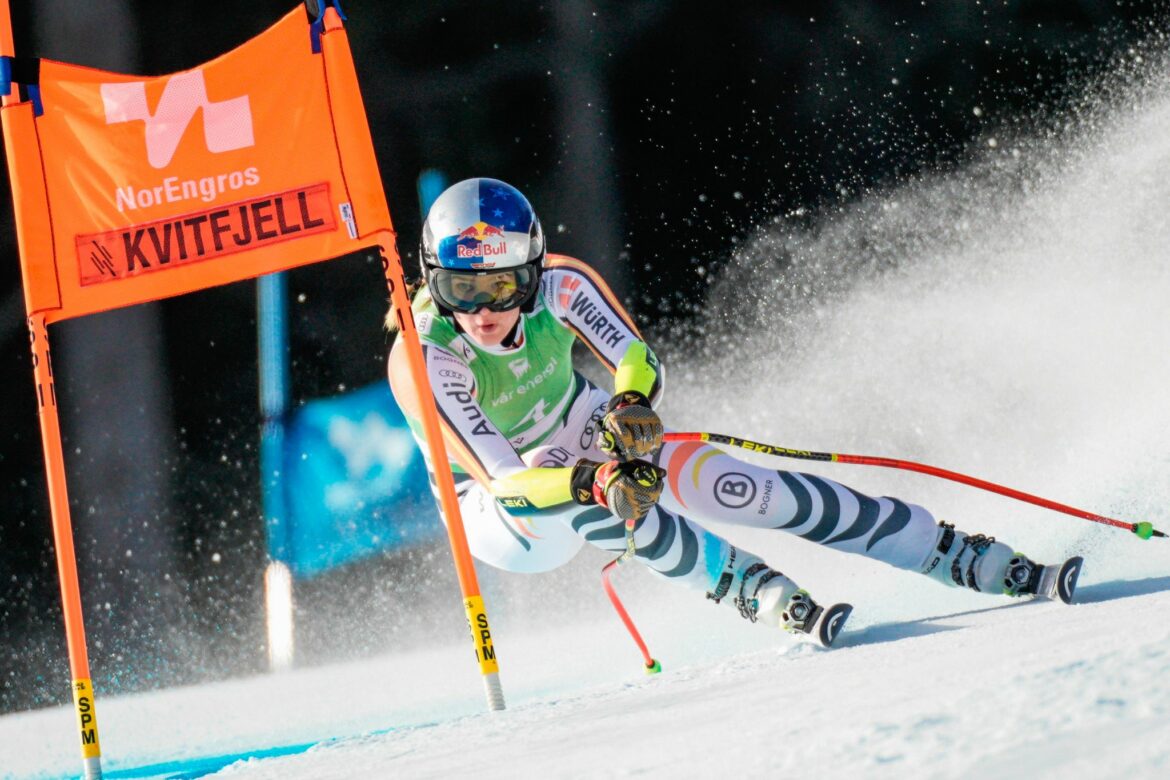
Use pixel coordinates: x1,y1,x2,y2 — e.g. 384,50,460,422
667,50,1170,616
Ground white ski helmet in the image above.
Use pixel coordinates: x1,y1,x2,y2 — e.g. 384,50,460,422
420,177,545,315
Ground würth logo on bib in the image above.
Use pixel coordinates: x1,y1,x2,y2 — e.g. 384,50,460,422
101,70,254,169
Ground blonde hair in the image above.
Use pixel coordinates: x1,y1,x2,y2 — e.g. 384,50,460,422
385,280,425,333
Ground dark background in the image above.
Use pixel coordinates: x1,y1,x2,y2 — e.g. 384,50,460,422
1,0,1165,714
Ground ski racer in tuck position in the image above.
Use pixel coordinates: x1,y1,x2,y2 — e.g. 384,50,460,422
387,177,1079,647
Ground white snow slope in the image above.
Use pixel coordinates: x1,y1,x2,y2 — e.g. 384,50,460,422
5,32,1170,780
3,577,1169,780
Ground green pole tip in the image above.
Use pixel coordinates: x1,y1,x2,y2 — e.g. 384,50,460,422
1133,521,1155,540
644,659,662,675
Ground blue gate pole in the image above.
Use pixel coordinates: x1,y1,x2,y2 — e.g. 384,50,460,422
258,271,294,671
417,169,448,219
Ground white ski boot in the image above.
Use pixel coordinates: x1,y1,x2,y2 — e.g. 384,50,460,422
924,522,1083,604
750,575,852,648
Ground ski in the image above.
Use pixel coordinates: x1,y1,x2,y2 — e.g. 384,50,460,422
793,602,853,648
816,603,853,647
1036,556,1084,605
819,603,856,645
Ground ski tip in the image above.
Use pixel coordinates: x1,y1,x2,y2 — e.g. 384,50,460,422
1057,557,1084,605
817,603,853,648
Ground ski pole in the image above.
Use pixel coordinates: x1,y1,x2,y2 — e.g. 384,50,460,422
601,517,661,674
664,432,1166,540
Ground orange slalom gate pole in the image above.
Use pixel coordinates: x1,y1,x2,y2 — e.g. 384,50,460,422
4,1,103,774
376,232,505,710
0,0,11,87
27,315,104,779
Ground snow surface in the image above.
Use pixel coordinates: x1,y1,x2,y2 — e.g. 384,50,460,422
6,27,1170,780
3,573,1169,779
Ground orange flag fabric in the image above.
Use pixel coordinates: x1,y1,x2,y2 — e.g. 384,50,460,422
2,5,390,324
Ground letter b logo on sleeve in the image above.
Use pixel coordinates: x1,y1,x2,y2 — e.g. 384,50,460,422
102,70,254,169
714,472,756,509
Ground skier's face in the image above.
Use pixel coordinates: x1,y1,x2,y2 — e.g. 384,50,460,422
453,305,521,347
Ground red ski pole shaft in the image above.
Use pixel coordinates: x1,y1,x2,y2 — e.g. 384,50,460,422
664,432,1165,540
601,558,659,672
600,517,661,674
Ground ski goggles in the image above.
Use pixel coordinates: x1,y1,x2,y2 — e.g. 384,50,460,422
427,265,539,313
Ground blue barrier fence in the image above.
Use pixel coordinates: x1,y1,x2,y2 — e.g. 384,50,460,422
258,170,450,579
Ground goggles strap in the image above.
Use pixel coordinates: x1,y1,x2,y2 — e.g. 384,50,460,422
500,319,522,348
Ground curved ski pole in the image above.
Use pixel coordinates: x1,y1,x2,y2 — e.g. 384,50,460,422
600,517,661,674
665,432,1166,540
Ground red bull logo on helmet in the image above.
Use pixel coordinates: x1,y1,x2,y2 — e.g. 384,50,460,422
456,221,508,264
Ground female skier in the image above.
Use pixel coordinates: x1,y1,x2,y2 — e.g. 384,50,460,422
387,177,1073,646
